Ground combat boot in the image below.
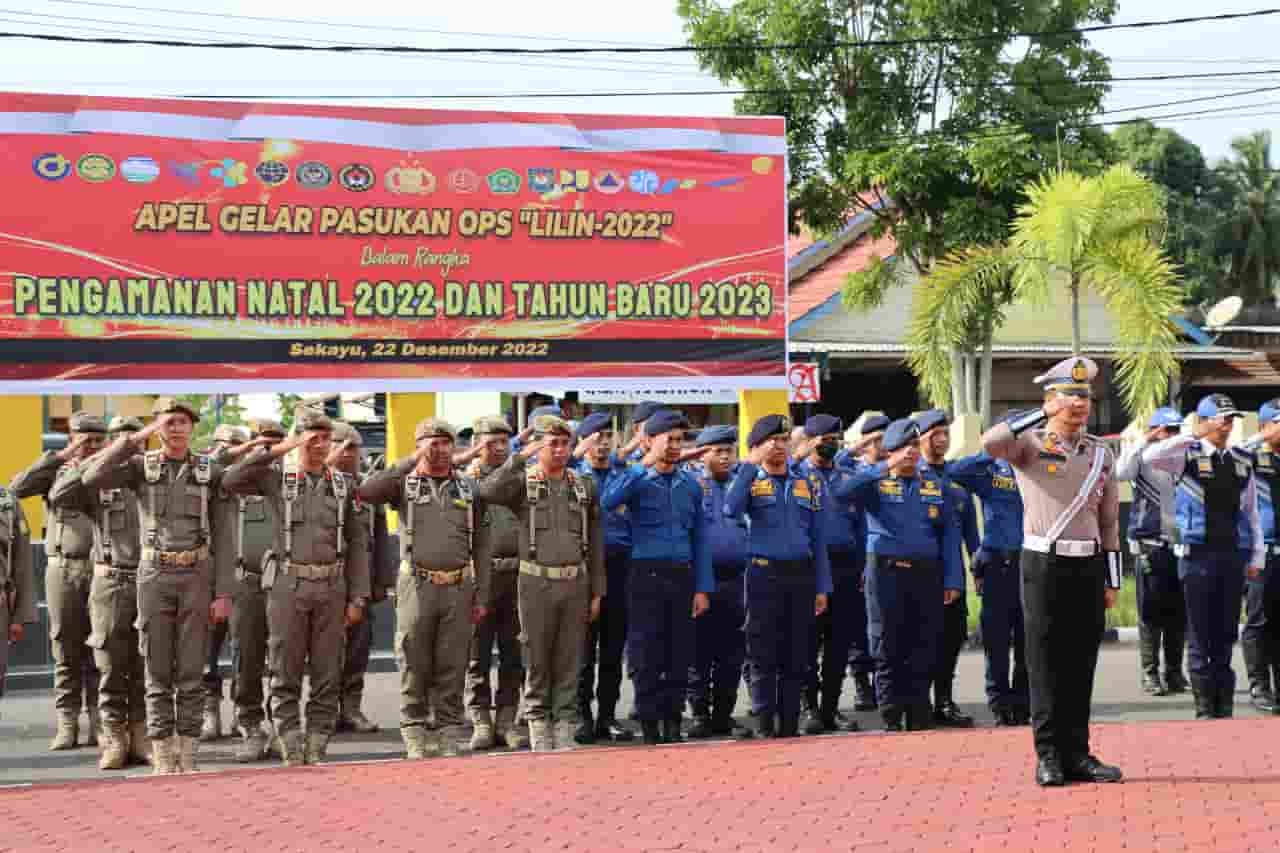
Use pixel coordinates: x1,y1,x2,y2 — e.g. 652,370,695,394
236,726,269,763
802,707,827,735
574,707,596,745
553,720,577,751
662,718,684,743
1139,623,1166,695
495,707,528,750
469,709,496,750
528,719,555,752
339,696,379,733
439,726,466,757
1191,677,1214,720
1215,684,1235,719
853,673,877,711
176,735,199,773
881,706,904,733
97,723,128,771
151,735,178,775
128,721,152,766
200,695,221,742
687,715,714,739
86,706,101,747
401,726,433,760
278,731,305,767
304,731,329,765
48,714,78,751
754,714,775,739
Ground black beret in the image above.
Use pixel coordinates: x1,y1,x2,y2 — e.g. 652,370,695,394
747,414,792,448
804,414,841,437
861,414,891,434
696,424,737,447
632,400,664,423
576,412,612,440
914,409,950,435
882,418,921,452
644,409,690,437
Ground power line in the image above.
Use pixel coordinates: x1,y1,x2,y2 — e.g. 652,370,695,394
0,8,1276,55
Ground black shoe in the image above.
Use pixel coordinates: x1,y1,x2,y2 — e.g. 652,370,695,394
1013,707,1032,726
1062,754,1122,783
1251,688,1276,714
1141,674,1166,696
932,701,975,728
831,711,859,732
594,717,635,742
882,707,904,732
662,719,683,743
1215,686,1234,719
777,713,800,738
687,716,714,739
756,714,776,739
640,720,662,745
993,707,1017,726
802,710,827,735
906,704,934,731
1036,756,1066,787
1192,683,1215,720
574,716,597,745
711,716,754,739
853,674,877,711
1164,671,1188,694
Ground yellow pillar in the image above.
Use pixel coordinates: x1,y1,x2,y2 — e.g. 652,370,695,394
0,396,45,536
384,392,437,531
738,389,789,456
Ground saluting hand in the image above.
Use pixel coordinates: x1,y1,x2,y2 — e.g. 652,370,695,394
944,589,961,605
517,439,547,462
325,439,352,469
55,434,89,462
573,432,602,459
815,594,828,616
8,623,23,643
131,420,162,448
747,442,770,467
345,602,365,627
692,592,710,618
641,434,669,468
471,603,489,625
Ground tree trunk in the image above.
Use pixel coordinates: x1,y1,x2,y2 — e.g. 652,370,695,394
950,349,964,413
963,353,976,415
1070,272,1082,356
980,321,994,427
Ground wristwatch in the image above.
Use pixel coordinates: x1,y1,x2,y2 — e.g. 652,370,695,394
350,596,368,609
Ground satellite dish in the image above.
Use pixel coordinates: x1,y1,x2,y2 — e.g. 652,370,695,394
1205,296,1243,329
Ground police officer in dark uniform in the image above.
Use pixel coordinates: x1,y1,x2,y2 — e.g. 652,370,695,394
1142,393,1264,720
1117,408,1187,698
840,412,890,711
1243,400,1280,714
572,412,635,744
685,425,752,739
948,410,1030,725
794,414,861,734
602,410,712,745
913,410,979,728
835,419,964,732
726,414,831,739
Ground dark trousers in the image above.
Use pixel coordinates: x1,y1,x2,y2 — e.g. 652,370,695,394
746,563,815,725
932,596,968,706
1136,543,1186,679
1180,549,1247,696
689,571,746,720
845,569,874,678
626,562,695,722
1021,549,1105,762
203,618,228,701
805,556,860,712
1241,551,1280,691
978,551,1027,712
578,547,630,721
866,555,942,712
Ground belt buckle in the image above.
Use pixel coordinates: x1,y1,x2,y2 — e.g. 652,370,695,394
893,559,911,569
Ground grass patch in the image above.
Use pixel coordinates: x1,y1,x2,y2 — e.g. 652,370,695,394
965,575,1139,633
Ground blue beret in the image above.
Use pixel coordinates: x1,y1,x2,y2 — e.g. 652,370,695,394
1196,393,1243,420
576,412,612,439
1149,407,1183,429
804,414,842,437
632,400,664,423
882,418,921,453
747,413,791,448
644,409,690,437
529,404,561,422
914,409,950,434
861,414,890,434
696,425,737,447
1261,399,1280,425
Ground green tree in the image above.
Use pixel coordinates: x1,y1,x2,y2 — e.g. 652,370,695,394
176,394,246,448
1213,130,1280,307
678,0,1116,418
276,393,303,432
1111,120,1225,305
924,166,1183,419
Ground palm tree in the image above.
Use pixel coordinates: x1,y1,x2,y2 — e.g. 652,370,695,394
1214,131,1280,306
916,165,1183,420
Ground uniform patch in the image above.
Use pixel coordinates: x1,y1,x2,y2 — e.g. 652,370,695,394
920,481,942,498
928,506,940,519
879,480,903,496
1047,463,1058,474
792,480,811,500
751,480,775,497
993,475,1017,491
1197,457,1214,476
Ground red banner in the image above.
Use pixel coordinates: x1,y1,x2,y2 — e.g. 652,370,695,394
0,93,788,392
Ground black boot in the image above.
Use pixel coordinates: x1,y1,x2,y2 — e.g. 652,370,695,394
777,711,800,738
574,708,596,745
594,714,635,742
933,700,975,728
687,715,714,739
756,713,776,738
881,705,904,732
1191,677,1214,720
853,673,877,711
640,720,662,745
802,707,828,735
1242,631,1271,707
906,703,934,731
1216,684,1234,719
662,718,683,743
1164,624,1188,693
1138,623,1166,695
822,698,856,732
711,714,754,739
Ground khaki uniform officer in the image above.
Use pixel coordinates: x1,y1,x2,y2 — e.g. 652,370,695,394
327,421,395,734
210,419,286,763
0,483,34,717
82,398,231,774
12,412,107,751
357,418,492,760
477,415,604,753
222,411,370,767
48,415,150,770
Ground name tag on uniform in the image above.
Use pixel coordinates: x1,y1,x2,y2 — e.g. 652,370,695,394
920,482,941,498
928,506,940,519
993,475,1017,491
1045,462,1059,474
879,480,902,496
751,480,775,497
1197,457,1214,476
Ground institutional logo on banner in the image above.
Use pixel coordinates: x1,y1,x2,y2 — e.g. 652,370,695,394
629,169,659,194
254,160,290,186
594,170,624,194
120,156,160,184
32,153,70,181
296,161,332,188
210,159,248,188
338,163,375,192
447,168,480,193
487,168,521,194
385,162,436,195
76,154,116,183
788,363,822,403
527,167,555,193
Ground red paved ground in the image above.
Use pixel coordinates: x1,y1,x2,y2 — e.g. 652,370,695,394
4,720,1280,853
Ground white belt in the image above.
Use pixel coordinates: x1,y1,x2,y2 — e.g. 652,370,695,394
1023,535,1098,557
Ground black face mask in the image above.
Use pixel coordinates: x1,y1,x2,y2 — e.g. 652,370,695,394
815,443,838,461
